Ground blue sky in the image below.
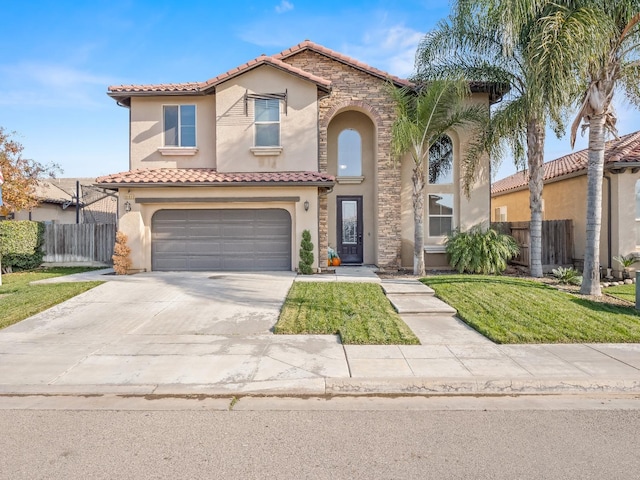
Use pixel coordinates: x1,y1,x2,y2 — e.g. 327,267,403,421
1,0,638,181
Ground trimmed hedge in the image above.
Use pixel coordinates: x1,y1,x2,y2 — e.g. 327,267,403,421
0,221,45,271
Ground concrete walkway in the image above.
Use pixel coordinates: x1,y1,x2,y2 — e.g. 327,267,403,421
1,267,639,396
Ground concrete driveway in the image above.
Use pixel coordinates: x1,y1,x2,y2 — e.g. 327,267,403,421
0,271,350,393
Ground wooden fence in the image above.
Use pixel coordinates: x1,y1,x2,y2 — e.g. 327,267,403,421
492,220,573,270
42,223,116,264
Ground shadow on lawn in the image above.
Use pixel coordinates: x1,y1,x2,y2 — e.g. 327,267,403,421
569,296,640,317
421,274,552,291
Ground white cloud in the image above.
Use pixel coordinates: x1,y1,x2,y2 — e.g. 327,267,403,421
275,1,294,14
0,62,112,108
344,24,424,78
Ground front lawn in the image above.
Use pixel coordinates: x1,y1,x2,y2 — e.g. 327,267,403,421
422,275,640,344
274,282,420,345
604,284,636,304
0,267,103,330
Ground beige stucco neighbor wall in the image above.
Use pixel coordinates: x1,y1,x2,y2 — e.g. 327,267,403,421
14,204,77,223
610,171,640,274
490,174,632,269
129,95,216,170
215,65,318,173
116,185,320,272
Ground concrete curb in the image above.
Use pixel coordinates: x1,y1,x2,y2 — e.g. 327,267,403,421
2,377,640,398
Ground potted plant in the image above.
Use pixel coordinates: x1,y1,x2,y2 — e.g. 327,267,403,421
613,254,639,280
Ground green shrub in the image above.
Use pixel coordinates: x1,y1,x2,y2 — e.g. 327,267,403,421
551,266,583,285
0,220,45,271
445,225,519,274
298,229,314,275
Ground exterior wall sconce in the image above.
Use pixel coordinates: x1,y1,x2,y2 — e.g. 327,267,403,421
304,200,310,211
124,201,132,213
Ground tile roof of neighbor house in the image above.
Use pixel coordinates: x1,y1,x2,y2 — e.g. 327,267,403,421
107,40,410,101
491,130,640,196
95,169,335,186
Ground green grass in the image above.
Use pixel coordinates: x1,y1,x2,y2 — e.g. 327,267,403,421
0,267,103,330
274,282,420,345
421,275,640,344
604,284,636,304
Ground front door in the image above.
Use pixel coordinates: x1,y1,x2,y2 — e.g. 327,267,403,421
337,196,363,264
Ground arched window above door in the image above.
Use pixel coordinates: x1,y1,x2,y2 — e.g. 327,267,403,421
428,135,453,184
338,129,362,177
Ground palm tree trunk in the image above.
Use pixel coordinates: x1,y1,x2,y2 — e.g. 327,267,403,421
527,119,545,278
580,114,606,296
413,163,426,276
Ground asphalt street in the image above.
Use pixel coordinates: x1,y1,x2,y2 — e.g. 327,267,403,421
1,395,639,479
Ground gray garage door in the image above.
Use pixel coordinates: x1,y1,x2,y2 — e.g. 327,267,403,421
152,209,292,271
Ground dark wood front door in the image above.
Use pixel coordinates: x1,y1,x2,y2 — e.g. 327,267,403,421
337,196,363,264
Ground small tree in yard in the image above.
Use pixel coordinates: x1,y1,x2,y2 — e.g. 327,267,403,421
298,229,314,275
112,231,131,275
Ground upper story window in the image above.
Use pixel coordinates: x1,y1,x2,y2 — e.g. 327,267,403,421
338,129,362,177
254,99,280,147
164,105,196,147
428,135,453,184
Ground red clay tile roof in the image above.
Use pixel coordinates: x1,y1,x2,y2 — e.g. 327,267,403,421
491,131,640,196
96,169,335,186
108,54,331,100
273,40,414,88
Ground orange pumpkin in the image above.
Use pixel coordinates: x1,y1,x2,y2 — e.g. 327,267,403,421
332,257,341,266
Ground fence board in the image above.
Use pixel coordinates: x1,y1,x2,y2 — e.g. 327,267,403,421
42,223,116,264
491,220,573,270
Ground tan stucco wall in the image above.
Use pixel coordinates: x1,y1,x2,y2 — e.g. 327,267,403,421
215,65,318,173
326,110,377,264
14,204,77,224
117,186,320,272
129,95,216,170
399,96,491,269
490,172,640,271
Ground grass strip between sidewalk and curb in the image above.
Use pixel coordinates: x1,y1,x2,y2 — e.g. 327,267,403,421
421,275,640,344
274,282,420,345
604,283,636,304
0,267,103,330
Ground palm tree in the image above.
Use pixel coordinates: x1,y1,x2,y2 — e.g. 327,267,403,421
415,1,582,278
533,1,640,295
390,78,488,276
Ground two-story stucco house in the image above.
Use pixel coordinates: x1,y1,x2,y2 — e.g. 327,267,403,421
97,41,498,272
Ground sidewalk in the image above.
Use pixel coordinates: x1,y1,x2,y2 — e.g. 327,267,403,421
1,267,639,397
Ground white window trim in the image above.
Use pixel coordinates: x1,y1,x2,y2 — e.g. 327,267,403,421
158,147,199,156
254,99,281,149
336,176,365,185
162,104,197,148
427,193,455,239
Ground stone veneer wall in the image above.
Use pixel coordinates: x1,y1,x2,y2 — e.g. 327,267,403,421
282,50,402,268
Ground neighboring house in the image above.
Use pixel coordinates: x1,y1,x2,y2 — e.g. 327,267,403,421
97,40,500,272
13,178,118,224
491,131,640,276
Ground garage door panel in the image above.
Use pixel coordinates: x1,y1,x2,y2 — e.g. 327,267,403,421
152,209,291,271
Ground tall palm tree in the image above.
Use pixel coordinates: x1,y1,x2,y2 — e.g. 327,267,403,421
415,1,584,278
533,1,640,295
390,78,488,276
